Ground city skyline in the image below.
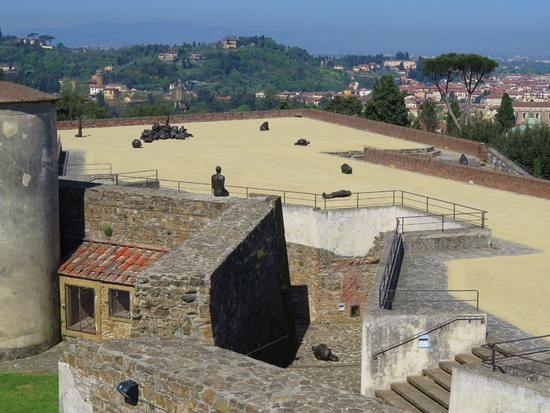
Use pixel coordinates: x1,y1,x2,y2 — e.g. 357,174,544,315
3,0,550,56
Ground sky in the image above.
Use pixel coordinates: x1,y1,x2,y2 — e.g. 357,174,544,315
3,0,550,56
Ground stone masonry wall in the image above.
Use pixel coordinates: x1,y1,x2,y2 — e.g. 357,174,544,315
132,196,297,367
363,147,550,200
287,235,383,324
58,179,230,253
59,181,296,366
59,336,402,413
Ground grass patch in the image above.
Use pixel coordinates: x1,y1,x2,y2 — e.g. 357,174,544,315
0,373,58,413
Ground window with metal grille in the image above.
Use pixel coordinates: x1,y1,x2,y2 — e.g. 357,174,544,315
109,289,131,318
65,285,96,334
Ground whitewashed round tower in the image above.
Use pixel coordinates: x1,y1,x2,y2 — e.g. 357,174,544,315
0,81,60,359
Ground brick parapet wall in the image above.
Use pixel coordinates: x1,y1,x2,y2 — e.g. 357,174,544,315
56,109,308,130
59,336,401,413
304,110,486,159
363,148,550,199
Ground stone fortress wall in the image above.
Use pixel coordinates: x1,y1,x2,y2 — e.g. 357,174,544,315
57,111,545,411
58,179,403,412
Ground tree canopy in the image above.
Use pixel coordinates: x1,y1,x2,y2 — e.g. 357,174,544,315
364,75,409,126
422,53,497,130
325,95,363,116
412,98,438,132
495,92,516,130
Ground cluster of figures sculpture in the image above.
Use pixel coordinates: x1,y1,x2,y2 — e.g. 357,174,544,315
259,121,269,131
459,153,469,165
133,118,193,147
312,344,339,362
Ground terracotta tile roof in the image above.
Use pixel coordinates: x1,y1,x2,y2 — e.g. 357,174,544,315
0,81,58,103
58,239,169,286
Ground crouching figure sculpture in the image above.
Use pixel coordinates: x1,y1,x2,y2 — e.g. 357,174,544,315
294,138,310,146
341,163,353,174
312,344,339,361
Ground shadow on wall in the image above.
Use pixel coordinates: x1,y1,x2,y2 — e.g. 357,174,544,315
59,180,101,257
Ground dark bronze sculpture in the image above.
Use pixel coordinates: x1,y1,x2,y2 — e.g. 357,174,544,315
294,139,310,146
312,344,339,361
459,153,469,165
131,139,142,148
322,190,352,199
140,121,193,143
211,166,229,197
341,163,353,174
260,121,269,131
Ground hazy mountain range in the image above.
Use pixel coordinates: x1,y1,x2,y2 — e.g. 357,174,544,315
10,21,239,49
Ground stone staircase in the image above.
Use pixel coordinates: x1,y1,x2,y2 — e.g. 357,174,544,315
374,347,495,413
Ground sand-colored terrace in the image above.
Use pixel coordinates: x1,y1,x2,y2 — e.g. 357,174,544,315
59,117,550,339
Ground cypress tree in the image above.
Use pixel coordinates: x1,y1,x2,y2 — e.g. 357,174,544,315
495,92,516,130
364,75,409,126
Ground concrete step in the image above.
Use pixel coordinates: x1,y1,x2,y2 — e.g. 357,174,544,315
391,382,448,413
439,360,461,375
471,346,494,361
407,375,450,409
455,352,482,364
375,389,423,413
423,367,452,391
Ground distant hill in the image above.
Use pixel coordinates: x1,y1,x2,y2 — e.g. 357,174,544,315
11,21,234,48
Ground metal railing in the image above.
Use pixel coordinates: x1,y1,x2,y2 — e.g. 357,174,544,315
64,163,113,175
379,220,404,309
482,334,550,378
78,169,488,228
372,315,486,360
381,289,480,311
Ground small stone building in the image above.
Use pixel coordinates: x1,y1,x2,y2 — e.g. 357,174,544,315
58,239,168,340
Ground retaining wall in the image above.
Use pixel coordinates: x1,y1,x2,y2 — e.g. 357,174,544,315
363,147,550,200
449,362,550,412
59,336,402,413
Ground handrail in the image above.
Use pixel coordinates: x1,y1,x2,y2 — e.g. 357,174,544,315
481,333,550,373
372,315,486,360
62,166,488,228
379,219,403,309
382,289,480,311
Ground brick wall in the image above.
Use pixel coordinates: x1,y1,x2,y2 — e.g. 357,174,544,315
363,148,550,199
287,235,383,324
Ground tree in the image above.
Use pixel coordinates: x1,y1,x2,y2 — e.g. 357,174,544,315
423,53,462,131
364,75,409,126
454,53,498,125
415,98,439,132
423,53,498,129
446,101,462,137
325,96,363,116
495,92,516,130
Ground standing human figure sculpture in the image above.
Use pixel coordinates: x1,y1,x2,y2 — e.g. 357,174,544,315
211,166,229,197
